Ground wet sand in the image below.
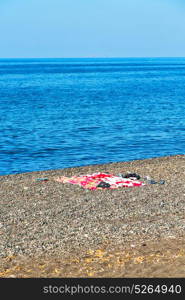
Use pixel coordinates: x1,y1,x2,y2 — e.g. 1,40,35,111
0,154,185,277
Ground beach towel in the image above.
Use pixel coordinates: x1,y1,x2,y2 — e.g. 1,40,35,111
55,172,145,190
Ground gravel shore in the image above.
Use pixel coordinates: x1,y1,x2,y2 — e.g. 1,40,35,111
0,154,185,277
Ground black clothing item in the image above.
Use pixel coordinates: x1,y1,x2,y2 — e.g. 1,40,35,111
97,181,111,188
122,173,140,180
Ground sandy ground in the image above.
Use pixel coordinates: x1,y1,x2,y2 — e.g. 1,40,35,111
0,154,185,277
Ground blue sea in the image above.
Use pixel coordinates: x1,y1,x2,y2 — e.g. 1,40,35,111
0,57,185,175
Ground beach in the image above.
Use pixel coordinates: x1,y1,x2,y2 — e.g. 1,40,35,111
0,154,185,277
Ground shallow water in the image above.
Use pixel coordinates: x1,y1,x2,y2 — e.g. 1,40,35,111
0,57,185,175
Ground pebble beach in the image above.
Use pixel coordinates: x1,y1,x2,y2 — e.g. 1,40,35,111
0,154,185,277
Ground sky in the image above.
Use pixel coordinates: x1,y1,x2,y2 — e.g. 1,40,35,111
0,0,185,58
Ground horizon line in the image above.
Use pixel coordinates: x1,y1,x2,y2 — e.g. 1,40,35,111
1,56,185,60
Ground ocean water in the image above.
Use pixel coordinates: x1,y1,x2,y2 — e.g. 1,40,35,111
0,57,185,175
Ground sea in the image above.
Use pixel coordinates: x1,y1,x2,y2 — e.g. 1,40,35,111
0,57,185,175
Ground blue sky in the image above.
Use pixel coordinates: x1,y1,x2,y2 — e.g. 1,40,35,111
0,0,185,58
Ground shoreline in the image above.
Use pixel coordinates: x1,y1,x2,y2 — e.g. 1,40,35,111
0,154,185,277
1,153,185,178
